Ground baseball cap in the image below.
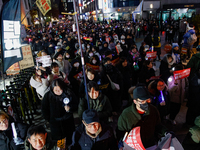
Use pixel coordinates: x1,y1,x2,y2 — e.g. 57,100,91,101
82,109,100,124
133,86,150,100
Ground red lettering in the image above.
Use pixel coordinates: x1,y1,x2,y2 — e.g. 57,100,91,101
41,0,46,5
43,3,50,11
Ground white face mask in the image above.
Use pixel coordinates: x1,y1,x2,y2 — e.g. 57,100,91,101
87,46,90,49
74,62,79,68
66,55,70,58
89,53,93,57
92,59,97,64
75,37,78,39
43,37,46,40
121,41,125,44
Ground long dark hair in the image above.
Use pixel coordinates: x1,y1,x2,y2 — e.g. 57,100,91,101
50,78,68,93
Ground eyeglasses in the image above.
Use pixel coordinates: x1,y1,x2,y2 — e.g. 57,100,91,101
0,118,7,125
85,122,99,128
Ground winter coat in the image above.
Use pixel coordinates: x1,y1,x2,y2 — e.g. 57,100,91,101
148,80,170,118
167,75,187,104
182,29,195,49
24,133,57,150
78,93,112,122
0,119,28,150
160,54,173,84
69,124,118,150
42,88,78,143
29,77,49,98
100,65,123,111
54,59,72,76
186,52,200,81
117,103,167,148
138,67,155,85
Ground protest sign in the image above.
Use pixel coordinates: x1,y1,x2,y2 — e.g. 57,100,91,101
6,62,20,75
36,55,52,67
19,45,34,69
86,63,100,71
173,68,191,80
146,51,157,59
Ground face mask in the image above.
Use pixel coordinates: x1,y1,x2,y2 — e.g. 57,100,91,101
66,55,70,58
87,46,90,49
43,37,46,40
92,59,97,64
74,62,79,68
57,56,63,60
75,37,78,39
89,53,93,57
121,41,125,44
139,103,148,111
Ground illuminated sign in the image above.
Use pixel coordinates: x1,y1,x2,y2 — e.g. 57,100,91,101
3,20,21,58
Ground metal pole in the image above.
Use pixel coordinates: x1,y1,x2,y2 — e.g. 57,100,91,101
73,0,90,109
95,0,98,22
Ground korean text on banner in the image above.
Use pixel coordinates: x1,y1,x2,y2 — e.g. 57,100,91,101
146,51,157,59
36,55,52,67
1,0,23,72
173,68,191,80
19,45,34,69
36,0,51,16
124,127,146,150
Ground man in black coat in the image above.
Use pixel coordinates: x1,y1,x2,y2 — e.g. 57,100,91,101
69,109,118,150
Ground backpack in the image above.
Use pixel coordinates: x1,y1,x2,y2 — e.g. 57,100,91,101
187,32,197,45
153,35,159,46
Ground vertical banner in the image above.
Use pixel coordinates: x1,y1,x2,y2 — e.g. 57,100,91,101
1,0,23,72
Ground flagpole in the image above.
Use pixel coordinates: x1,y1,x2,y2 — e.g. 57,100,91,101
73,0,90,109
21,1,36,24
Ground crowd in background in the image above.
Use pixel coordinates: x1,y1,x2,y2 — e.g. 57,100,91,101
0,16,200,149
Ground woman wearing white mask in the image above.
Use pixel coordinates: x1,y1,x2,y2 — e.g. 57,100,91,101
90,55,100,66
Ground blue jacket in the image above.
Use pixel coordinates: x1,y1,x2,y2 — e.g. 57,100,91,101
183,29,195,49
69,124,118,150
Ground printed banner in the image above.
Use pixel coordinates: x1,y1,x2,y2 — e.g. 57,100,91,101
36,0,51,16
19,45,34,69
181,47,187,54
124,127,146,150
146,51,157,59
173,68,191,80
86,63,100,72
73,71,83,79
36,55,52,67
111,57,120,65
83,37,93,42
6,62,20,75
1,0,23,72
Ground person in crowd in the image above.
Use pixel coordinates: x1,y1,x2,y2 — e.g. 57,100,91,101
100,57,123,113
138,60,155,85
148,78,170,120
78,81,112,122
0,110,29,150
53,51,72,76
89,55,100,66
168,25,174,44
48,62,69,84
144,32,152,47
116,57,132,100
30,74,49,100
139,42,146,62
159,54,174,84
69,109,118,150
25,125,57,150
171,44,181,64
182,116,200,150
117,86,167,149
178,16,187,45
185,45,200,125
42,78,78,146
182,23,196,59
167,64,187,125
68,59,83,99
152,33,161,61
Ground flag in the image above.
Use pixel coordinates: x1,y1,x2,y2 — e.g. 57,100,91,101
1,0,23,72
36,0,51,16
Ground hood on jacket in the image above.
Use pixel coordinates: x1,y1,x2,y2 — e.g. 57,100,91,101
30,76,43,89
162,54,173,65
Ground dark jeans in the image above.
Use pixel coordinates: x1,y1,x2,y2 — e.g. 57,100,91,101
170,102,181,120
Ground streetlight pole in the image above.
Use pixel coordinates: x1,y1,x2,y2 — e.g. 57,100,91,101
72,0,90,109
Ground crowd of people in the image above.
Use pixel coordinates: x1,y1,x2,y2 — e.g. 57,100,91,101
1,17,200,149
